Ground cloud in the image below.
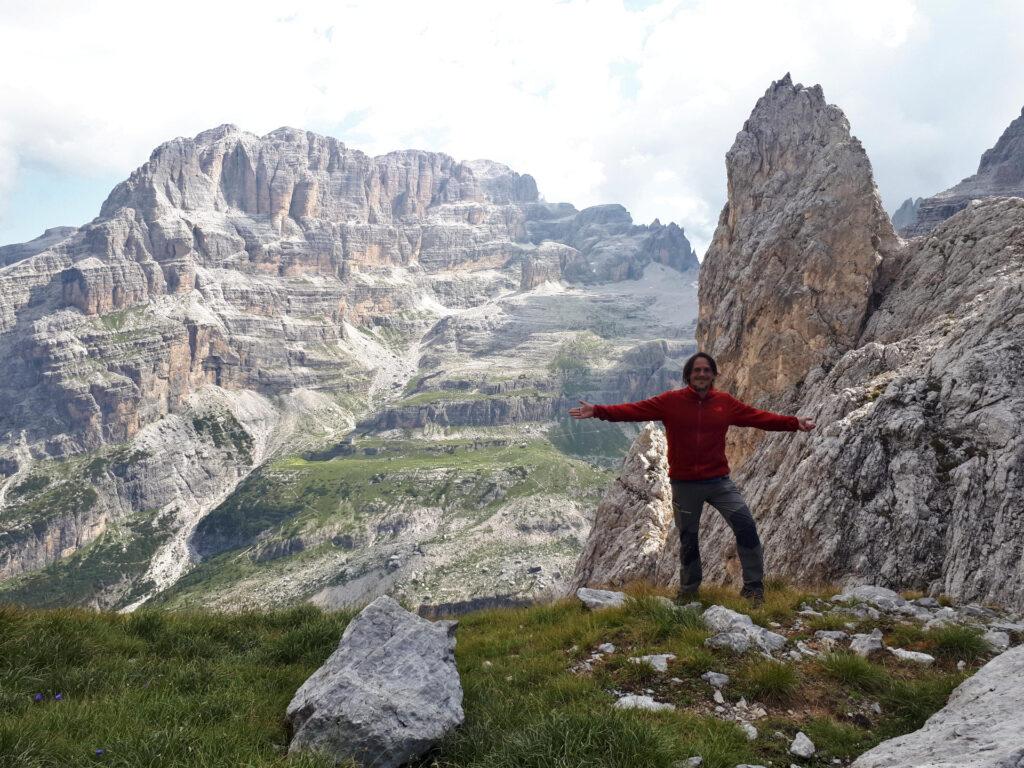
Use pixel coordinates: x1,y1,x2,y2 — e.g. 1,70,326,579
1,0,1024,253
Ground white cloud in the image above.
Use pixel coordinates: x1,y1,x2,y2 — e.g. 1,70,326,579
1,0,1024,253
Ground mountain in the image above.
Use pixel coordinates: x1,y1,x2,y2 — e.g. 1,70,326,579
0,125,699,610
896,107,1024,237
574,75,1024,611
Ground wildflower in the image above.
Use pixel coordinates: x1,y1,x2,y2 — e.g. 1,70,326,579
95,748,106,756
54,693,63,701
33,693,43,702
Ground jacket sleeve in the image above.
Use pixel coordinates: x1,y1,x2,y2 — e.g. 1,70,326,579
593,392,670,423
728,395,799,431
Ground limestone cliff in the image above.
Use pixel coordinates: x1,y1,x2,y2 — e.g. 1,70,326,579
697,73,900,467
0,125,699,609
573,75,1024,611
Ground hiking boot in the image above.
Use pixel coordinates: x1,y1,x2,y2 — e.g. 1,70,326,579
740,585,764,607
674,587,700,606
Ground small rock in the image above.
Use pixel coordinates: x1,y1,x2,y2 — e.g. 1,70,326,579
713,689,725,704
701,671,730,687
597,643,616,654
984,630,1010,652
740,722,758,740
715,705,725,713
482,660,493,668
850,628,884,657
814,630,849,642
790,731,816,758
706,631,751,654
871,701,882,714
751,706,768,719
914,596,941,608
527,565,542,574
614,694,675,712
889,647,935,666
796,640,819,657
576,587,627,610
957,660,966,671
677,758,703,768
629,653,676,672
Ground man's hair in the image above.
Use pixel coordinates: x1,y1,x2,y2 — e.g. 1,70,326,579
682,352,718,384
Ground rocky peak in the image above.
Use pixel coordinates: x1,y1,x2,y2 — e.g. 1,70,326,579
898,105,1024,237
697,74,899,465
100,125,538,227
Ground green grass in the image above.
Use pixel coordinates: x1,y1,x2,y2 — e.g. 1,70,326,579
737,659,799,704
0,603,351,768
819,652,889,692
0,590,972,768
926,624,989,662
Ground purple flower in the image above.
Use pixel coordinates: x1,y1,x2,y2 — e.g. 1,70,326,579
54,692,63,701
95,748,106,756
33,693,43,702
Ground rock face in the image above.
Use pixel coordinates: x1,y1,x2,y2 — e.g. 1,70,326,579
0,124,699,610
890,197,921,234
851,644,1024,768
695,76,1024,611
569,425,675,590
899,107,1024,237
571,75,1024,612
698,73,900,467
285,596,463,768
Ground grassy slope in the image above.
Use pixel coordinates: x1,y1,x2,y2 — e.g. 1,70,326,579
0,583,985,768
151,437,611,608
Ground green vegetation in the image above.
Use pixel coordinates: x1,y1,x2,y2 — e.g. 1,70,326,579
547,332,609,396
927,624,989,662
0,510,172,609
0,603,349,767
738,659,799,704
395,388,547,408
160,438,610,605
547,416,633,462
0,479,97,532
193,412,254,464
0,585,973,768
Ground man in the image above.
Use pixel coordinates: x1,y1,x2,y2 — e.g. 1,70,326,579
569,351,814,605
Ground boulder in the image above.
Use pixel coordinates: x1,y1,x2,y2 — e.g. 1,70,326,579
851,645,1024,767
286,596,463,768
576,587,627,610
850,628,884,657
702,605,787,653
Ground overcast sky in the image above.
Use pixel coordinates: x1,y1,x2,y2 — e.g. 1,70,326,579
2,0,1023,255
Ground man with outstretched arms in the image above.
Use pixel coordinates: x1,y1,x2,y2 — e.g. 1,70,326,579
569,352,814,605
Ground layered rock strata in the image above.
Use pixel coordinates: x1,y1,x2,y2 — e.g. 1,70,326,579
0,124,698,607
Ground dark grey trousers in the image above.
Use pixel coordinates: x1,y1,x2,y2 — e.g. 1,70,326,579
670,476,764,592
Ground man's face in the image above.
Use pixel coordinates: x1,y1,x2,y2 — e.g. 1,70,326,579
689,359,716,391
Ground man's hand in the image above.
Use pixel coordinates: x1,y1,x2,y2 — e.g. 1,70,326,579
570,400,596,419
797,417,816,432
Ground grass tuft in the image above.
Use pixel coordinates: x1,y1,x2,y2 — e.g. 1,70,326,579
926,624,989,662
819,652,889,692
738,659,799,703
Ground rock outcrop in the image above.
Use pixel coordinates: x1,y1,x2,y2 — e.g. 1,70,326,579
693,76,1024,610
697,73,900,466
286,596,463,768
899,107,1024,237
851,644,1024,768
569,425,675,591
572,75,1024,611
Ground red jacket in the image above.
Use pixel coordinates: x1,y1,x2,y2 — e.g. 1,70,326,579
593,386,798,481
